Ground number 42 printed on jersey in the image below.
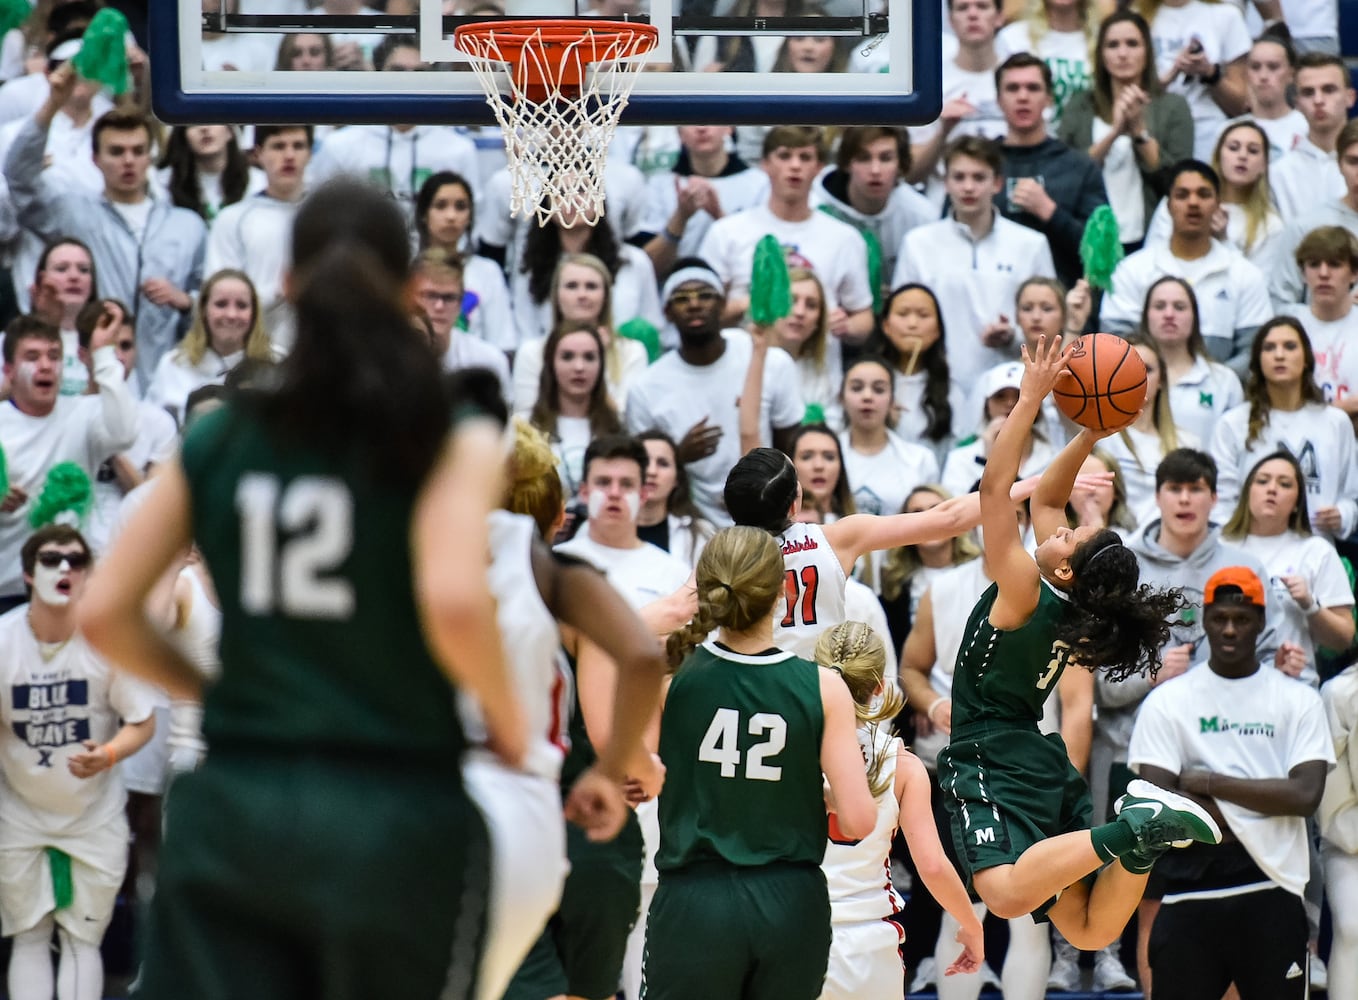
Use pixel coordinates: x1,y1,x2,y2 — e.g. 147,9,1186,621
698,708,787,781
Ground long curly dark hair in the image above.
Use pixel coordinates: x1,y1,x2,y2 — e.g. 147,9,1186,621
1056,529,1188,683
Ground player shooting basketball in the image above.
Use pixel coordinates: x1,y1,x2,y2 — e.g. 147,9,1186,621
936,334,1221,950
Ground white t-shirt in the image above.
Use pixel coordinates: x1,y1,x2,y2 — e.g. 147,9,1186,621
1238,531,1353,686
698,204,874,316
838,429,940,517
1150,1,1253,160
941,432,1056,498
309,124,482,217
511,334,649,417
1100,425,1199,525
85,401,178,556
893,370,966,465
1282,304,1358,410
201,32,279,73
0,608,158,837
1095,117,1147,243
1130,662,1334,897
1225,110,1307,163
205,192,300,349
642,163,769,261
908,60,1009,205
994,23,1093,126
460,254,515,353
510,244,663,350
893,213,1057,385
554,531,690,609
625,329,805,525
1211,402,1358,538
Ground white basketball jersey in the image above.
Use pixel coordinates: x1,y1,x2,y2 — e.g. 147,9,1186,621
460,511,571,779
774,522,848,661
823,724,905,925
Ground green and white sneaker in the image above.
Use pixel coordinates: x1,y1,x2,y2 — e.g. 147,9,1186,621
1114,779,1222,850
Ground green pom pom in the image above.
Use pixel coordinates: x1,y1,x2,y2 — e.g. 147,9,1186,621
1079,205,1124,292
28,462,92,530
802,403,826,425
0,0,32,39
71,8,130,96
617,317,662,363
748,234,792,327
0,445,8,502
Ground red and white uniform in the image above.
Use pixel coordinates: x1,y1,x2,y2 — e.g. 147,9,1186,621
774,522,848,661
820,724,906,1000
460,510,572,1000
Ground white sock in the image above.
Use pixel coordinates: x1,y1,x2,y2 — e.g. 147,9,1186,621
1001,915,1051,1000
55,928,102,1000
8,915,55,1000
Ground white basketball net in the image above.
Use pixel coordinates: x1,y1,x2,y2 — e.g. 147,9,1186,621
456,23,657,228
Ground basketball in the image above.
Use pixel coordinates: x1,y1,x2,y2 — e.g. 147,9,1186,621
1052,333,1148,431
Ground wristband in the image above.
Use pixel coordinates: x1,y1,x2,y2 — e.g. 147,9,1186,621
1304,599,1323,617
1132,131,1151,146
662,226,683,244
1203,63,1222,86
103,744,117,767
927,697,949,722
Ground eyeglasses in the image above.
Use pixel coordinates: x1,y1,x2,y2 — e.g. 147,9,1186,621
36,551,90,570
668,289,720,307
417,290,462,307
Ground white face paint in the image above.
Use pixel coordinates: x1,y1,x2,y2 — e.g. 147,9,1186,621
586,489,642,522
13,361,38,390
32,561,70,606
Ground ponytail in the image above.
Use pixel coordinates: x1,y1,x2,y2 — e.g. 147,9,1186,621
666,526,784,670
260,180,448,489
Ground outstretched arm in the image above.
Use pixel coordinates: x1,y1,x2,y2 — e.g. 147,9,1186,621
896,749,983,976
983,337,1071,629
822,468,1113,577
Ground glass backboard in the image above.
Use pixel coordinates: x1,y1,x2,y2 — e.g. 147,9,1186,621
151,0,941,127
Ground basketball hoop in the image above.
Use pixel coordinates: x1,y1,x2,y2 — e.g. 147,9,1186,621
454,19,659,228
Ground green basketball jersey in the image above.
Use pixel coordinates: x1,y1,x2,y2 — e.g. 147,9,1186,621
656,642,826,872
180,404,467,761
950,580,1075,732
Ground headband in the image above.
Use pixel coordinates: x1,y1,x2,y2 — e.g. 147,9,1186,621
662,266,723,304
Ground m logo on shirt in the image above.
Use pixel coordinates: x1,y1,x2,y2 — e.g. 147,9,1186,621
10,681,91,758
1198,391,1213,409
1199,715,1276,738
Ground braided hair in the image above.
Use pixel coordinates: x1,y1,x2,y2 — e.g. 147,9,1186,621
814,622,904,797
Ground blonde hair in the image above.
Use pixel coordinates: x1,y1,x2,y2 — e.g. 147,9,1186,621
504,419,565,541
1119,334,1179,470
177,269,272,367
770,266,829,369
666,526,785,670
1213,121,1275,255
550,253,629,384
814,622,904,797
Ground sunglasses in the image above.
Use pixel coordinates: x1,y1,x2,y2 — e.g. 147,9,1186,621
668,289,720,307
36,551,90,570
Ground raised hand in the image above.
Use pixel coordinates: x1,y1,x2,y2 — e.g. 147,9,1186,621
1018,334,1075,401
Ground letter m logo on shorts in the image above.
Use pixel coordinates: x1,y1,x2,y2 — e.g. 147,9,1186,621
974,827,997,846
